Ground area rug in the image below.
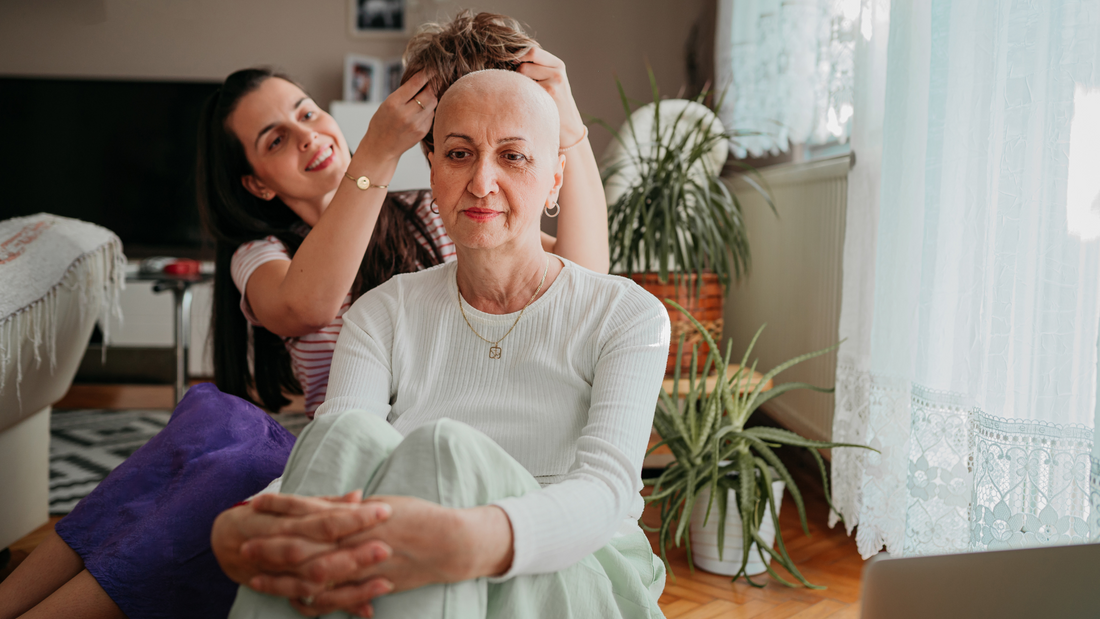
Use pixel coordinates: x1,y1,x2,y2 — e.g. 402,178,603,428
49,408,311,515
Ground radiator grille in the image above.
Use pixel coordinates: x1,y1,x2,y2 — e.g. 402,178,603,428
724,155,850,443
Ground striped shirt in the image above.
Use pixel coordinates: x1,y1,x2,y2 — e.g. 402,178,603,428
230,192,456,414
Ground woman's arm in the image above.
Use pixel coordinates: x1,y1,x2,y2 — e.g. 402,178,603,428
487,289,668,577
518,48,610,274
245,73,437,337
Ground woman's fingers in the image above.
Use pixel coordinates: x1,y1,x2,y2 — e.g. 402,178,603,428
248,572,326,599
394,69,432,102
393,69,438,114
250,494,360,518
333,489,364,503
250,496,391,540
284,503,393,542
240,536,335,572
357,74,436,156
408,91,438,115
301,540,392,584
517,46,564,71
307,578,396,615
515,47,584,143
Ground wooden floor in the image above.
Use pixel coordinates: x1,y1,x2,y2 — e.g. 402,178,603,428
641,473,863,618
6,383,865,617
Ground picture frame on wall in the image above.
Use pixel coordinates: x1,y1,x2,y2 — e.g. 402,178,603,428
348,0,408,37
384,58,404,96
343,54,384,102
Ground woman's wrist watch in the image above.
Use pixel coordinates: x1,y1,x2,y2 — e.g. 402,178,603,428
344,172,389,191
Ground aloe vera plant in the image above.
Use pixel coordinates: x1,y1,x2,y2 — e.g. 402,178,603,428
644,301,875,588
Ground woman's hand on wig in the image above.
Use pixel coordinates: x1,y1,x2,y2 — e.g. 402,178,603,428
358,70,437,160
516,47,586,147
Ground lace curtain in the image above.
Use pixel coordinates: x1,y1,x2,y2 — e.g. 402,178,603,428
831,0,1100,559
714,0,860,157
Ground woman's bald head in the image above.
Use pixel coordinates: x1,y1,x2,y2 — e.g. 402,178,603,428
435,69,560,160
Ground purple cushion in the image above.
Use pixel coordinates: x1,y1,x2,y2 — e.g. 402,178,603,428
55,383,296,619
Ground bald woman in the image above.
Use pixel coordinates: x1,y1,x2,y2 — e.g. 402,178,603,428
215,70,670,619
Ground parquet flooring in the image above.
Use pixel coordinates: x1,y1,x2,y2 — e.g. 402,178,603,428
641,426,865,618
9,384,866,617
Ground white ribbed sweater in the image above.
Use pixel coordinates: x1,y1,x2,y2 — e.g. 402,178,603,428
314,257,670,578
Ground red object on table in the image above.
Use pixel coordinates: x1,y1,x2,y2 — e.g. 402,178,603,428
163,259,200,275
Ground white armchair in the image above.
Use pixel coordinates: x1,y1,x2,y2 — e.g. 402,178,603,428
0,214,123,552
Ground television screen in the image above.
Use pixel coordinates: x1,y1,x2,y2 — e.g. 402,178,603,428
0,76,221,258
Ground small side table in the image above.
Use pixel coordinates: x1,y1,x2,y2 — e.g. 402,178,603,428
127,272,213,404
661,363,773,397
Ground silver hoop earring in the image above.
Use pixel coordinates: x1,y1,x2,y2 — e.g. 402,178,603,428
544,201,560,218
430,200,440,215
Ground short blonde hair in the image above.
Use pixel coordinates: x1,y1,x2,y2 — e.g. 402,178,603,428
402,10,538,155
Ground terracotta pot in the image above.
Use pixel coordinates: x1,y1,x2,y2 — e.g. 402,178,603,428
631,273,724,376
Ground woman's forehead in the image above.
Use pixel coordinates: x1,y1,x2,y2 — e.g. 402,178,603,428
436,75,558,150
437,107,535,144
230,78,309,136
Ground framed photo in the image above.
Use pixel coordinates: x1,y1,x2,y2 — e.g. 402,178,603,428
384,58,404,97
343,55,384,102
348,0,408,37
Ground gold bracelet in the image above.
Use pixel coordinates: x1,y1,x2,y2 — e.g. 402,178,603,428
343,172,389,191
558,126,589,153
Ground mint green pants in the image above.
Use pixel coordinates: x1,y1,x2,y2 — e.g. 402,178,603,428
228,409,665,619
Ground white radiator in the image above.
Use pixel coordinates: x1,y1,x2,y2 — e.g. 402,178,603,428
724,155,850,443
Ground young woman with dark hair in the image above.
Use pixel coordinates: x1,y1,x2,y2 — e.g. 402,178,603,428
197,67,447,416
0,12,609,619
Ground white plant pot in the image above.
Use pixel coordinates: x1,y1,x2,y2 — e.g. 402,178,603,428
689,479,785,576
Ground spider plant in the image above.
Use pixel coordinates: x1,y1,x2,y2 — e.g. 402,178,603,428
597,70,774,296
644,301,875,587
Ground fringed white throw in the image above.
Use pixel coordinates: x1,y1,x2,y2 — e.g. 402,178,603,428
0,213,125,406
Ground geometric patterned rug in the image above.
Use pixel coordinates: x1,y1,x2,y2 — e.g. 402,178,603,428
49,408,310,515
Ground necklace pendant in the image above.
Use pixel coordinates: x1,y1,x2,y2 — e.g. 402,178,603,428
489,345,502,360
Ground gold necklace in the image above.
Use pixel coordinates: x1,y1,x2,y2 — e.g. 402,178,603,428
458,257,550,359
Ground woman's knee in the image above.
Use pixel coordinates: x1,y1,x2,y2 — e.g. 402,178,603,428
281,410,401,495
294,409,397,454
386,419,539,505
399,419,497,467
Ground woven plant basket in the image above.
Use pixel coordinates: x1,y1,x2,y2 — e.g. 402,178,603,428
631,273,724,375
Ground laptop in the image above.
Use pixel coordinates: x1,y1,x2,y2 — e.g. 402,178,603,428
860,542,1100,618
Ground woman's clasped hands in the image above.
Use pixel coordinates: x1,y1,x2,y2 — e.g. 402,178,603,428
213,491,513,618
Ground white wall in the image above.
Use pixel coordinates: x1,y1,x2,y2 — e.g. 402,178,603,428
0,0,715,156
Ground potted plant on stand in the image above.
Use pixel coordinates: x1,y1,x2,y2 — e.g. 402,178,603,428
645,301,874,587
600,73,772,374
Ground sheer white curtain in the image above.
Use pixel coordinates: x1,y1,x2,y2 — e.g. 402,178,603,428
714,0,861,157
831,0,1100,559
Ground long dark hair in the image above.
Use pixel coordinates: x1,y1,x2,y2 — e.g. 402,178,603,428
197,68,442,412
